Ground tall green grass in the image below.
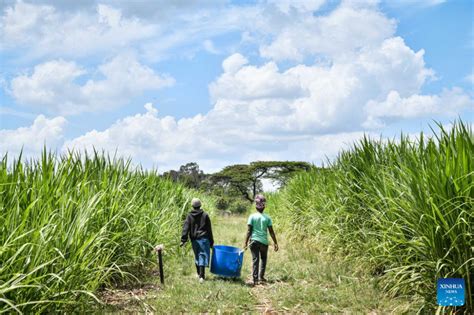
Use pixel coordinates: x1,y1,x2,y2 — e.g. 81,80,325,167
268,121,473,312
0,150,214,313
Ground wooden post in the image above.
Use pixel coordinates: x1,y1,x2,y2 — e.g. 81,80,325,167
154,245,164,285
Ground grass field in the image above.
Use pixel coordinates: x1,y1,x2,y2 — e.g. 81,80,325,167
100,215,419,313
0,151,214,313
267,121,473,313
1,121,471,313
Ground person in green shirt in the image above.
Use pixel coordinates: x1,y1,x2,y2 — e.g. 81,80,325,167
244,194,278,285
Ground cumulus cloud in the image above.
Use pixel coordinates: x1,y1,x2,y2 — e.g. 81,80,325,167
61,21,472,171
2,0,472,172
221,53,248,73
363,88,473,127
209,36,438,134
0,115,67,158
63,103,220,171
10,55,174,115
210,56,305,102
294,131,371,164
259,1,396,61
1,1,156,59
61,102,371,171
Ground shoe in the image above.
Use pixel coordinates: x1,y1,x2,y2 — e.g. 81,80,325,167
245,279,256,286
199,277,204,283
259,277,267,283
199,266,206,280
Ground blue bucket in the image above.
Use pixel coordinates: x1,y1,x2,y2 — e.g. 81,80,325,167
210,245,244,278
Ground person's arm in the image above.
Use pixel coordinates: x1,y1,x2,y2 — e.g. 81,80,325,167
244,225,252,249
180,215,190,246
206,214,214,248
244,215,253,249
268,226,278,252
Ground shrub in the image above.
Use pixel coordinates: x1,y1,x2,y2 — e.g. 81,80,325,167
215,197,230,211
229,199,250,214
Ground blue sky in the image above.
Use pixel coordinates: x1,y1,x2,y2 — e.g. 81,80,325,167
0,0,472,172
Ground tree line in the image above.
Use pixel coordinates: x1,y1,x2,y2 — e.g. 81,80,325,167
162,161,312,213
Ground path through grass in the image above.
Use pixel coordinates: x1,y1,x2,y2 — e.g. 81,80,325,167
102,215,419,313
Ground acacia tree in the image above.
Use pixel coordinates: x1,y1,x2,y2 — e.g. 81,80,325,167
210,164,255,202
211,161,311,202
249,161,311,197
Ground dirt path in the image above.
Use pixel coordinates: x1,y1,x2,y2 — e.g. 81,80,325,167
100,214,417,313
252,285,276,314
215,215,280,314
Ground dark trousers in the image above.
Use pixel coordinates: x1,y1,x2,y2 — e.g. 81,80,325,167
249,240,268,281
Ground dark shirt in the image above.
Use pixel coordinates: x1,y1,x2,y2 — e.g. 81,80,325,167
181,208,214,246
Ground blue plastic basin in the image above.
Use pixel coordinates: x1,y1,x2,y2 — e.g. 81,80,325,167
210,245,244,278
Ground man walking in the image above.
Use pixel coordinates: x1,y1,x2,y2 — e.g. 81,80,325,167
244,194,278,286
180,198,214,283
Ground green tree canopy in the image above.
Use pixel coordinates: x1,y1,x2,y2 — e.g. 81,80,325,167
163,162,206,189
211,161,311,202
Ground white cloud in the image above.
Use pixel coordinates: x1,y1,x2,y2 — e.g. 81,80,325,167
1,2,156,59
2,0,472,172
303,131,370,164
58,102,338,171
0,1,262,63
10,55,174,115
355,37,434,97
209,36,436,134
221,53,248,73
210,56,305,102
0,115,67,157
259,1,396,61
62,101,377,171
363,87,473,127
63,103,213,170
61,23,473,171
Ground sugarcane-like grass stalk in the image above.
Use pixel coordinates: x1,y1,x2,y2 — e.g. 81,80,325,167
0,150,213,313
268,121,473,312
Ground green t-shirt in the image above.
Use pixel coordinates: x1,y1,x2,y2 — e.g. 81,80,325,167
247,212,273,245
